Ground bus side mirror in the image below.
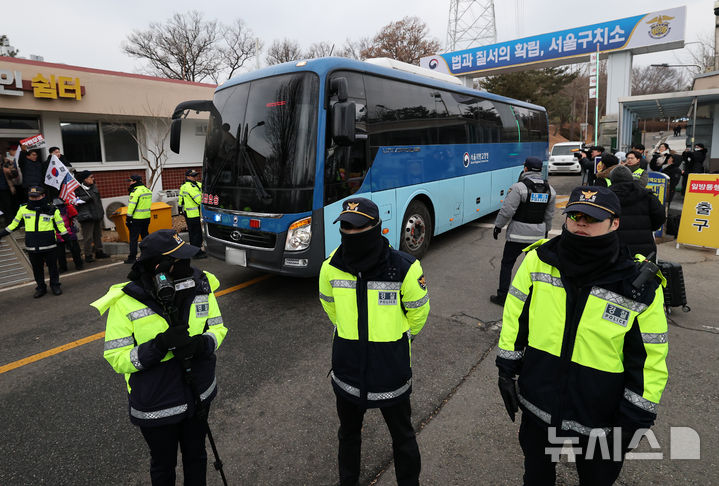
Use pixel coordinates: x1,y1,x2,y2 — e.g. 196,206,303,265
330,77,349,102
170,118,182,154
332,101,356,146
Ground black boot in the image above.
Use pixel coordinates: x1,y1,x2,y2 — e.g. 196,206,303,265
95,251,111,259
489,294,506,306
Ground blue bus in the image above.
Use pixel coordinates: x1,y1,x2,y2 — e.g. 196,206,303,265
170,57,548,276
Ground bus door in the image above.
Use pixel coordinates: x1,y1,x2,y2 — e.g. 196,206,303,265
323,71,370,257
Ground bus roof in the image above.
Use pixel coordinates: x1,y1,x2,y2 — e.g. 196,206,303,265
218,57,546,112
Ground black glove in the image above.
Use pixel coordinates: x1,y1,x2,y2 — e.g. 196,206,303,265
493,227,501,240
154,326,191,354
498,375,519,422
125,217,133,227
172,335,205,362
178,207,184,216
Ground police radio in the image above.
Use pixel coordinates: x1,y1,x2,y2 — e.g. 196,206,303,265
631,252,659,290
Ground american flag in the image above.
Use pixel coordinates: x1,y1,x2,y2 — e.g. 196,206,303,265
59,173,80,204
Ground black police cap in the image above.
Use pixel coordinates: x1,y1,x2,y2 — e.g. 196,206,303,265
563,186,621,221
333,197,379,227
138,229,200,261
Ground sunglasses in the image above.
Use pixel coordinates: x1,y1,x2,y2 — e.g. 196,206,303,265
566,212,604,224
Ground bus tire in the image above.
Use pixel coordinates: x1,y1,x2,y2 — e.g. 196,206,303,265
400,200,432,259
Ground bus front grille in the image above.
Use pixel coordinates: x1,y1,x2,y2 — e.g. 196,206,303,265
206,223,277,249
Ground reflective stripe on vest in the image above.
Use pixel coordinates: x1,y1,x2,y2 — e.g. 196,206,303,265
129,377,216,420
518,393,611,437
331,371,411,401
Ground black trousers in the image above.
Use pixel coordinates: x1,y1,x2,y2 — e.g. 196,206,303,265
128,219,151,259
336,393,420,486
497,240,529,298
57,240,83,271
140,414,208,486
184,216,203,249
519,415,625,486
28,249,60,290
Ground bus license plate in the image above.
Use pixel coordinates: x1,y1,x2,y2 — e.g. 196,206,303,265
226,247,247,266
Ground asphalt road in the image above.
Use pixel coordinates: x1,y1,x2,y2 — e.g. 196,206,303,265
1,172,716,485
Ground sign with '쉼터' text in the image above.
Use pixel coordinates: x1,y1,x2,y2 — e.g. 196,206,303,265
0,69,84,100
677,174,719,250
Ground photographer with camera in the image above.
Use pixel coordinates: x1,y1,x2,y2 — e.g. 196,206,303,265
92,229,228,485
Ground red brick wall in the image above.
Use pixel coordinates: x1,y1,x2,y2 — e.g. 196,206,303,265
88,166,201,197
161,167,202,190
92,170,145,198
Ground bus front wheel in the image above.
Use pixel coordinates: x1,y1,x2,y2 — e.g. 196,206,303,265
400,201,432,259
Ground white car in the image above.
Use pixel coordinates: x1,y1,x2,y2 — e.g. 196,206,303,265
548,142,583,174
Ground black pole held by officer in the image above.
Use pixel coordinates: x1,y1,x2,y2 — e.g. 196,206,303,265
0,185,68,297
319,197,430,486
490,157,555,306
92,229,228,485
496,186,668,486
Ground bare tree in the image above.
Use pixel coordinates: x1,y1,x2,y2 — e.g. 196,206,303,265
305,41,335,59
216,19,261,83
337,38,371,60
266,39,303,65
123,11,259,83
360,17,441,64
682,31,716,74
632,65,689,95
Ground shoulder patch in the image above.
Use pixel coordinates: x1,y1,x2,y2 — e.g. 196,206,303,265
418,274,427,290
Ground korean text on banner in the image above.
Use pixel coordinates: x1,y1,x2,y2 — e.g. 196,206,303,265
677,174,719,250
20,134,46,149
44,155,69,189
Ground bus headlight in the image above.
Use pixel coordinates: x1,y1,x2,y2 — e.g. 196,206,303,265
285,217,312,251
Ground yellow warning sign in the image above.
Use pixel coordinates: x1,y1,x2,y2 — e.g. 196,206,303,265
677,174,719,249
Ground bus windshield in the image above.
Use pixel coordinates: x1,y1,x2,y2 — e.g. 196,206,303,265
202,72,319,213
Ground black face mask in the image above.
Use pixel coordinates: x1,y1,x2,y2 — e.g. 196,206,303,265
557,224,620,283
27,197,46,209
340,223,386,275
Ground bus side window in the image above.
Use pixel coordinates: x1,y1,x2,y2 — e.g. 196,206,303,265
325,71,369,205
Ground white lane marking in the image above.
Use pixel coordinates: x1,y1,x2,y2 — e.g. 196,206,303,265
0,261,125,293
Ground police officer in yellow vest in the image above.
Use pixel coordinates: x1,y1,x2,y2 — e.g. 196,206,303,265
0,185,68,297
319,197,429,486
179,169,206,259
622,151,648,187
125,174,153,264
496,186,668,486
92,229,228,485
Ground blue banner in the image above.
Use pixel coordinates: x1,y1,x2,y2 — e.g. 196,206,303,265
421,7,686,76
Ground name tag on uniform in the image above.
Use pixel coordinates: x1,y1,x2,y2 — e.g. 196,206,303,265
602,304,630,327
195,303,210,317
530,193,549,203
174,278,196,291
378,291,397,306
41,215,51,222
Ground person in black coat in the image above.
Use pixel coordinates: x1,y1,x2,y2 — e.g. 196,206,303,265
609,166,665,261
18,146,49,194
75,170,110,262
680,143,707,195
655,153,683,204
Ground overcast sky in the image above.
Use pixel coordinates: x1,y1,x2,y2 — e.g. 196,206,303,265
3,0,714,76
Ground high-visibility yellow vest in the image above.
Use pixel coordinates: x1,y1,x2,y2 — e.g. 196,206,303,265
5,204,67,251
497,240,668,434
127,185,152,220
319,247,430,405
179,180,202,218
92,271,228,426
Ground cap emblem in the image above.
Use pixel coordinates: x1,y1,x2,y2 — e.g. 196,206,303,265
347,202,359,211
581,190,598,202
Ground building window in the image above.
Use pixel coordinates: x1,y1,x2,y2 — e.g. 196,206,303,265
0,115,40,130
60,122,101,162
102,123,139,161
60,121,139,163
